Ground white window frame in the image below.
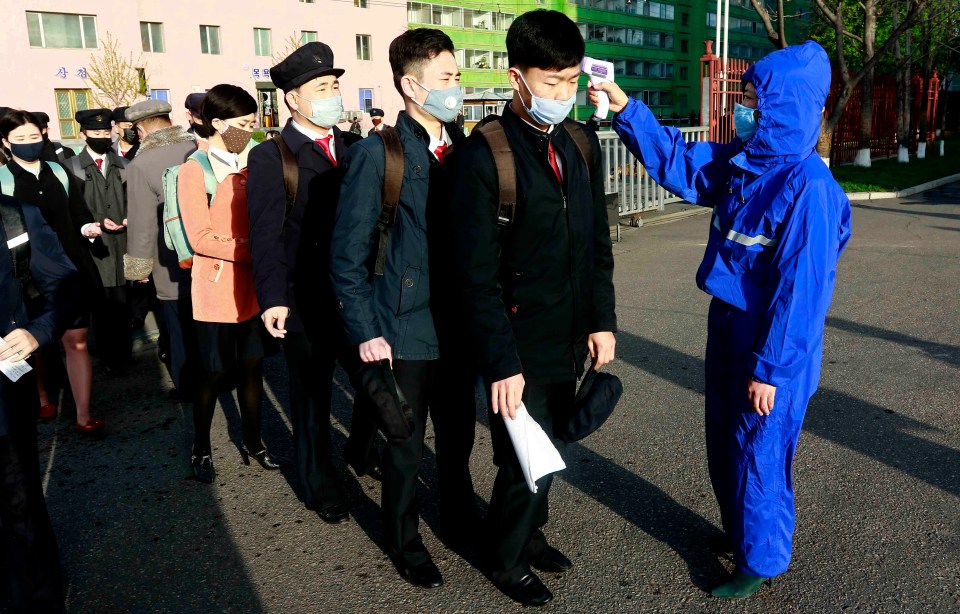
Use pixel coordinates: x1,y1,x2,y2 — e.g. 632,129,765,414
301,30,318,44
356,34,371,61
254,28,272,57
359,89,374,112
140,22,164,53
27,12,98,49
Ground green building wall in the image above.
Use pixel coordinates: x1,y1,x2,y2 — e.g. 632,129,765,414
407,0,808,122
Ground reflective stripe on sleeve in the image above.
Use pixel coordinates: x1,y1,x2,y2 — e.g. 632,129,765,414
713,214,779,248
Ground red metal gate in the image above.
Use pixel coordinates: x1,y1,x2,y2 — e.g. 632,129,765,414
700,40,751,144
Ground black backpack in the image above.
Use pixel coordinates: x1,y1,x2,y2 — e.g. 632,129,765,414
0,196,39,303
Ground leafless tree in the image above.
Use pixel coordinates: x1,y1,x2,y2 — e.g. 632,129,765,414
83,32,147,108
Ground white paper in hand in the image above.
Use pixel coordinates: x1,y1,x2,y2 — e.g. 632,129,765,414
0,337,33,383
502,402,566,493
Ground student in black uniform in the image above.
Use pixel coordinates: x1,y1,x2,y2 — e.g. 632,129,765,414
247,42,378,525
0,191,80,613
330,28,479,590
71,109,132,376
444,11,617,606
0,110,106,435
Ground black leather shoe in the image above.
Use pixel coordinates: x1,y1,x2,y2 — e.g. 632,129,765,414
191,455,215,483
530,545,572,573
316,503,350,524
494,573,553,607
241,445,286,470
392,559,443,589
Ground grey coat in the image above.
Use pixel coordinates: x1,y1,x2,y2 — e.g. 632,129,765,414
123,125,197,301
70,149,128,287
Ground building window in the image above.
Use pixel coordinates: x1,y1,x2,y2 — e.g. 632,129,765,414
27,12,98,49
254,28,272,56
680,39,688,53
681,12,689,27
356,35,371,60
149,89,170,103
355,0,368,6
359,89,373,113
680,66,688,80
301,31,318,44
300,0,314,3
55,89,91,138
140,22,164,53
200,25,221,55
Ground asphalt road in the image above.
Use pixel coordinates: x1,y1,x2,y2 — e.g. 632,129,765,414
23,183,960,613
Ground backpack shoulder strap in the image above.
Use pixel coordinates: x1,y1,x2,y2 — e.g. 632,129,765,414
67,156,85,182
562,119,593,180
0,165,14,197
271,137,299,216
373,126,404,276
475,119,517,228
46,162,71,195
0,197,39,300
187,150,218,195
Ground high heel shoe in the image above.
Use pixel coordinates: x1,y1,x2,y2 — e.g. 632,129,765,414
75,418,105,435
710,568,773,599
241,445,285,470
191,454,215,483
39,404,58,421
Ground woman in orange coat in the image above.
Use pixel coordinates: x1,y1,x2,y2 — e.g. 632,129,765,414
178,84,283,482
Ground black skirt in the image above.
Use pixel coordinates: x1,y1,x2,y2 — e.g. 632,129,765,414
195,317,266,373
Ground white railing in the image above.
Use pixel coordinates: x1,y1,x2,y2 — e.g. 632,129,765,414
597,126,709,216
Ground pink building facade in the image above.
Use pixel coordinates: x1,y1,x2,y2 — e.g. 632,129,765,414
1,0,408,141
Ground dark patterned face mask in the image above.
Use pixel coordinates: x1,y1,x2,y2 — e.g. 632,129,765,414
218,124,253,154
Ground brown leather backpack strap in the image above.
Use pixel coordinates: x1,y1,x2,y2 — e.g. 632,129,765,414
475,120,517,228
272,136,299,217
374,126,404,276
562,119,593,181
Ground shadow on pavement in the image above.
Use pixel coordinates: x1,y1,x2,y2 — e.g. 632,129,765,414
851,203,960,221
36,351,265,612
826,317,960,369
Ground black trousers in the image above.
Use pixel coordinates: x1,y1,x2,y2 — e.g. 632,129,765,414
159,296,198,394
0,376,64,613
91,285,131,369
383,358,478,565
486,379,575,584
280,330,379,511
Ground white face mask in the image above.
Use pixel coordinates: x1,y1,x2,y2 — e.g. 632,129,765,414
294,92,343,128
517,71,576,126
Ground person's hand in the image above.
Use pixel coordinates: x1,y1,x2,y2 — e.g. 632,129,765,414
359,337,392,365
136,278,149,284
0,329,39,362
82,222,102,238
588,331,616,369
748,379,776,416
102,218,124,231
589,81,629,114
491,373,525,420
261,306,290,339
122,218,128,226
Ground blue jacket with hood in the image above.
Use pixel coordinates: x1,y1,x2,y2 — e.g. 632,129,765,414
613,40,852,390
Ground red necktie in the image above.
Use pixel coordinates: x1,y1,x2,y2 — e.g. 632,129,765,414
433,143,447,165
95,158,104,172
315,135,336,167
547,143,562,184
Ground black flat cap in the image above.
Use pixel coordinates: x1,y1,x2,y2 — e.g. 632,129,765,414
370,108,384,118
185,93,206,113
75,108,113,131
31,111,50,127
111,107,130,123
554,367,623,443
271,41,344,91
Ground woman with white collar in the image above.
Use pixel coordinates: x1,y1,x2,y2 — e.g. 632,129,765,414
178,84,282,483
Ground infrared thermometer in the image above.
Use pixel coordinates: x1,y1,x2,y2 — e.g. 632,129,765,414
582,57,615,120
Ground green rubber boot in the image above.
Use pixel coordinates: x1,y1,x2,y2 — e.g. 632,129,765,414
710,569,772,599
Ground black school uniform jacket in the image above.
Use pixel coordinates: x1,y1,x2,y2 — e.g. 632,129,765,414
445,105,617,384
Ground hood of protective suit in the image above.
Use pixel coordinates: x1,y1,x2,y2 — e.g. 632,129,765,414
740,40,831,160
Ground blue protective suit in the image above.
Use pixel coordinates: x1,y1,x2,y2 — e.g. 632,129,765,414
613,41,852,577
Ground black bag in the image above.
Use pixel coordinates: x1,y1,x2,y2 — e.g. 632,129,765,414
356,359,415,444
554,361,623,443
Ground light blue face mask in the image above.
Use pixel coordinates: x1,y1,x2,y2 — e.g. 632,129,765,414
734,103,758,141
518,71,576,127
412,80,463,123
295,93,343,128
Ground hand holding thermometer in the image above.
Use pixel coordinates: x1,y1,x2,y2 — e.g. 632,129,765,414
582,57,615,120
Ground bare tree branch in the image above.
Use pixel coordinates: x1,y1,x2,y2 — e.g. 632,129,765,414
83,32,146,108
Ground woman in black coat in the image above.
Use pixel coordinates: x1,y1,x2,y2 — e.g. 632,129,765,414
0,110,106,434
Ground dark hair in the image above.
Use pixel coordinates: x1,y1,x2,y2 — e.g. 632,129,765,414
199,84,258,135
506,10,584,71
0,110,42,140
389,28,455,96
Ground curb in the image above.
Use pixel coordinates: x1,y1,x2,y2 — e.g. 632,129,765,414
638,207,711,227
846,173,960,201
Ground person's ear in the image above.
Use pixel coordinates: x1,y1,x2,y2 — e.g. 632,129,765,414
400,75,420,102
80,132,88,142
507,68,523,93
1,139,8,150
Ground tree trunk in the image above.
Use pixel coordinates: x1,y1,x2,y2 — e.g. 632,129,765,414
901,26,912,162
917,10,933,159
855,1,878,168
